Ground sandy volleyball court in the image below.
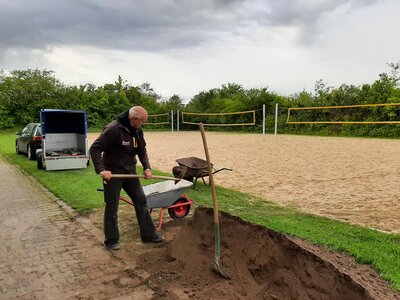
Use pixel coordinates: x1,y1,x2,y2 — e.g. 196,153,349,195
89,131,400,233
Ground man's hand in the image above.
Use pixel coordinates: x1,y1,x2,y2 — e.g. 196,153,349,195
100,170,112,180
143,169,153,179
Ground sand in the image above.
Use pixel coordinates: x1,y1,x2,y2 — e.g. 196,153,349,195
89,131,400,233
135,207,400,299
86,206,400,299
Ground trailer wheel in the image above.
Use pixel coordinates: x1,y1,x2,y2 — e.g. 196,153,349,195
168,197,190,220
37,151,44,170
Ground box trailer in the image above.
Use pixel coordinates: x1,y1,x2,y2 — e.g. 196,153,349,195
36,109,89,171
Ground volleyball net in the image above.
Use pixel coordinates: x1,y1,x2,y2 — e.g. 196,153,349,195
286,103,400,124
181,110,256,126
146,113,171,125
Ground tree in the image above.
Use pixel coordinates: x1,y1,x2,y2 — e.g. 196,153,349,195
160,94,185,112
0,69,64,127
387,62,400,84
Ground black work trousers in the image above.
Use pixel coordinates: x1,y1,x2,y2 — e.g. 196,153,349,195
103,177,155,246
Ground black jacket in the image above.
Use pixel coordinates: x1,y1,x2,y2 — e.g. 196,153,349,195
90,110,151,174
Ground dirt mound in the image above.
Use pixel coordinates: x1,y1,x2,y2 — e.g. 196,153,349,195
137,207,399,299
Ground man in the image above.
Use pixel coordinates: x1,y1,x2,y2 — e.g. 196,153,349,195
90,106,163,250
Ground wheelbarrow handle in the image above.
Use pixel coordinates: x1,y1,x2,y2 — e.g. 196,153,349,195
212,167,233,175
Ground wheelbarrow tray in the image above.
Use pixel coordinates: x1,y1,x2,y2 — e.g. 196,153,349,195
174,157,233,189
143,179,193,209
175,157,211,177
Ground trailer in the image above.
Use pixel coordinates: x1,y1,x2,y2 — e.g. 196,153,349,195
36,109,89,171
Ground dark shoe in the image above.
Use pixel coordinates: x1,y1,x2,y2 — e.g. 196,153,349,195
105,242,121,250
142,233,164,243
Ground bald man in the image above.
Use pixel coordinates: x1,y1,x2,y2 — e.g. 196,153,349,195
90,106,163,250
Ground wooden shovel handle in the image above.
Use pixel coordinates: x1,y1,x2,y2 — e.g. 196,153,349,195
199,124,220,225
110,174,180,181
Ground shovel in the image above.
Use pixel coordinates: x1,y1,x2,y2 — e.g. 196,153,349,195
103,174,182,184
199,123,230,279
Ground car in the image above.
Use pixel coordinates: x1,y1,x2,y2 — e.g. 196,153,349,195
16,123,43,160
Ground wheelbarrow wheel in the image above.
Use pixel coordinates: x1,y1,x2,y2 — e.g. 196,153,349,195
168,197,190,220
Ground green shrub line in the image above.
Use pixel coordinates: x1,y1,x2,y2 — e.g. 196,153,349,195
1,68,400,138
0,132,399,291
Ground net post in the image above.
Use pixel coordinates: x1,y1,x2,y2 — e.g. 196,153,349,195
263,104,266,135
171,110,174,133
177,110,180,133
274,103,278,143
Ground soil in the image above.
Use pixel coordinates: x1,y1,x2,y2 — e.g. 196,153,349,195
88,206,399,299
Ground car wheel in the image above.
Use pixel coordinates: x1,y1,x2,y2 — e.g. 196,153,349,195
27,144,35,160
16,143,21,154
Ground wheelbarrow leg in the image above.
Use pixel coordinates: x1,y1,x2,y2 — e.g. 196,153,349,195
193,176,209,189
155,208,167,232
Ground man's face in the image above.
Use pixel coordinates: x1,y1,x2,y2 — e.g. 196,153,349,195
130,114,147,129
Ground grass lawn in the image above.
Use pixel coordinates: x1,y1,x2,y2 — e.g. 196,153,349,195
0,132,399,291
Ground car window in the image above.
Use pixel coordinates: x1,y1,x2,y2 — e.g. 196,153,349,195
22,125,29,134
36,126,42,136
26,124,35,135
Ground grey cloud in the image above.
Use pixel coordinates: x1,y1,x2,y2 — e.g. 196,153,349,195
249,0,379,27
0,0,381,53
0,0,245,51
246,0,380,44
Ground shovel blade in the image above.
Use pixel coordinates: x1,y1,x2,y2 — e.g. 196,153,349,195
213,260,231,279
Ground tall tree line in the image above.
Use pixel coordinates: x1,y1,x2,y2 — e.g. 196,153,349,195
0,66,399,137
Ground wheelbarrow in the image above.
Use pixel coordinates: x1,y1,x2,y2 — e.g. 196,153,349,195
173,157,232,189
97,179,194,231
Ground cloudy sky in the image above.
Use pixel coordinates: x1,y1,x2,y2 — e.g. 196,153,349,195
1,0,399,100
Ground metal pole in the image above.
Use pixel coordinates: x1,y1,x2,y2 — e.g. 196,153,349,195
177,109,180,133
171,110,174,133
262,104,265,135
274,103,278,142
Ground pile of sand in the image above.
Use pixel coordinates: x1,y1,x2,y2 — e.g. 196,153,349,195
135,207,399,299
